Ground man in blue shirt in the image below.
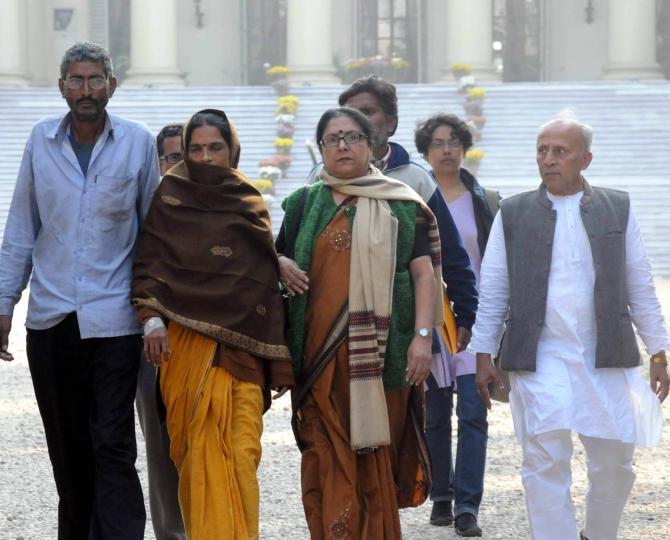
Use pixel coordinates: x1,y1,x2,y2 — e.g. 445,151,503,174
0,42,159,538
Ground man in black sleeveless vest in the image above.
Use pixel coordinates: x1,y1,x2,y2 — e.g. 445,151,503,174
470,115,669,540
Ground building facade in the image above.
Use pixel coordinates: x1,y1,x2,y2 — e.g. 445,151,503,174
1,0,668,87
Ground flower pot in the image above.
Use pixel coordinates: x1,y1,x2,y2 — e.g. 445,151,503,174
271,78,290,96
463,100,483,116
463,159,481,174
469,115,487,129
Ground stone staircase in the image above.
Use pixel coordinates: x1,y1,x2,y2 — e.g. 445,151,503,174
1,81,669,274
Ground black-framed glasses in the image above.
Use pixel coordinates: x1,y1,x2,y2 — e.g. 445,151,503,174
64,76,108,90
429,139,463,151
159,152,183,164
320,132,367,148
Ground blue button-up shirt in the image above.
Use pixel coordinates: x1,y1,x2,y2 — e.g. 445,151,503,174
0,112,160,338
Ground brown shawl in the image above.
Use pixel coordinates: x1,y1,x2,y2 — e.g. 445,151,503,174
132,153,290,363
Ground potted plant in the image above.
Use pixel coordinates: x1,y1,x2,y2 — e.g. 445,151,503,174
463,148,485,174
451,63,473,80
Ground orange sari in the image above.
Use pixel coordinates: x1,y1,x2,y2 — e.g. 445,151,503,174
295,209,425,539
160,322,263,540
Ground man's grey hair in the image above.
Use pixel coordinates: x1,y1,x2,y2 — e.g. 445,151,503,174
60,42,114,79
537,109,593,152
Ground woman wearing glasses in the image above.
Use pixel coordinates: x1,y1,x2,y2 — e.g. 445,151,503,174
413,113,500,537
277,107,443,538
132,109,293,539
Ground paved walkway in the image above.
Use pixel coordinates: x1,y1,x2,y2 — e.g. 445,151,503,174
2,281,669,539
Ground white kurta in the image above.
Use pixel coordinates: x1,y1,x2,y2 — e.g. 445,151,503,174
469,190,670,444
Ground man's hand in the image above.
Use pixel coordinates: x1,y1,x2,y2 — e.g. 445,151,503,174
456,327,472,352
0,314,14,362
144,327,170,367
475,352,502,410
279,255,309,296
650,352,669,403
406,335,432,385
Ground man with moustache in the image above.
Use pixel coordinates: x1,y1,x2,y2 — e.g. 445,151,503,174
0,42,159,538
135,122,186,540
471,114,669,539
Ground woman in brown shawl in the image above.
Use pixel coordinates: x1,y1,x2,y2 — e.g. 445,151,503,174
132,109,293,540
277,107,444,539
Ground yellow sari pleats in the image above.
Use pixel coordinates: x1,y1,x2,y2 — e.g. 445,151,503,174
160,322,264,540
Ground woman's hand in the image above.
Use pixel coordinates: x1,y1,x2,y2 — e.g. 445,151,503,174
279,255,309,296
144,319,170,367
406,335,432,385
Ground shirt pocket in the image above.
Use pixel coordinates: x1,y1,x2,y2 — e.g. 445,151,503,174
95,175,137,222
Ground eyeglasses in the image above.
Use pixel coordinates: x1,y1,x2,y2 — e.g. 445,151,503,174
159,152,183,164
64,76,108,90
320,132,367,148
429,139,463,151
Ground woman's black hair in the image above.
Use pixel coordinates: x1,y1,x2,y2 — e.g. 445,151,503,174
414,113,473,155
184,109,233,151
315,107,375,150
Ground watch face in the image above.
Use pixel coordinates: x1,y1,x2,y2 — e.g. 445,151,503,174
418,328,429,337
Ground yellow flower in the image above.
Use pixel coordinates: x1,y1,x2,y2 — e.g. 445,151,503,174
251,179,273,193
465,149,486,162
467,87,487,99
390,57,410,69
278,95,300,106
276,95,300,114
266,65,289,76
452,63,473,74
274,137,294,149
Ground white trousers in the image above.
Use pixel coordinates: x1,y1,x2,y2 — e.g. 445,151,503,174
521,430,635,540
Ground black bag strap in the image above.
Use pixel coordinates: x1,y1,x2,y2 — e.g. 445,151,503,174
283,186,308,259
483,188,500,218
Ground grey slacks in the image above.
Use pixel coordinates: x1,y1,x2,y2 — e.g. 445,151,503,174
136,359,186,540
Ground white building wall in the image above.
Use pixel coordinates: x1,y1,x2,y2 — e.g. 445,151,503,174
424,0,448,83
331,0,357,72
177,0,243,85
544,0,609,81
5,0,666,87
25,0,92,85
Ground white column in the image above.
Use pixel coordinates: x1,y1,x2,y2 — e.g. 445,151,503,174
286,0,339,84
124,0,183,86
603,0,662,79
0,0,28,86
440,0,498,82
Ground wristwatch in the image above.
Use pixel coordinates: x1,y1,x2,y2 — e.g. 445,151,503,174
415,327,433,337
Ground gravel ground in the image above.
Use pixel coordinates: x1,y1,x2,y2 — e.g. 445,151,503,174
2,280,670,539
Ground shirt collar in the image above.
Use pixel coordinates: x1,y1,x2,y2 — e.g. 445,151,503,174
371,145,392,171
49,111,116,143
